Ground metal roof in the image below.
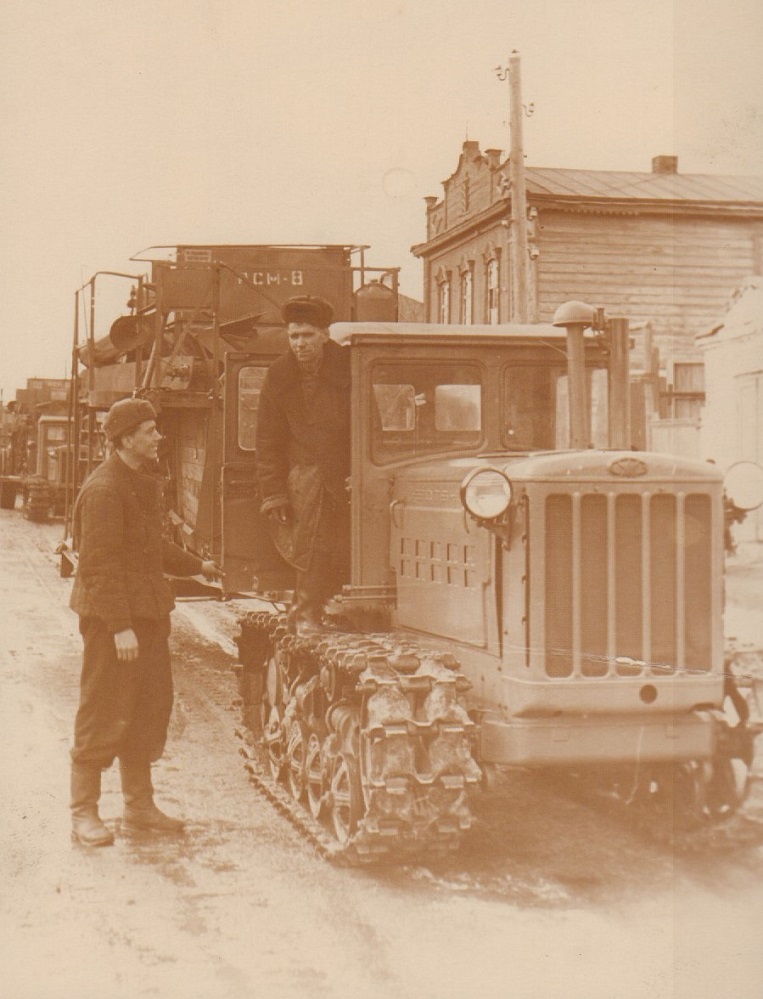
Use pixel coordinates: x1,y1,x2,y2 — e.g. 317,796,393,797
525,166,763,203
696,277,763,342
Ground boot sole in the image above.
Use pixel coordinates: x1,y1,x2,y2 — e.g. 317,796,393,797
71,830,114,847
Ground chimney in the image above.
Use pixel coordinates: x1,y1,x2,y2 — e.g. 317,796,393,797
484,148,502,169
424,196,438,211
652,155,678,174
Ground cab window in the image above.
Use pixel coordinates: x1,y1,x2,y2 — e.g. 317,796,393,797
502,364,609,450
238,366,268,450
502,366,560,450
371,362,483,463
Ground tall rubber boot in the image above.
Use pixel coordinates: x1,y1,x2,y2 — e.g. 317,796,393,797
70,762,114,847
288,574,327,635
120,758,185,833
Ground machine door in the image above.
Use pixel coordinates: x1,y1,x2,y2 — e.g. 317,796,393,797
222,353,292,595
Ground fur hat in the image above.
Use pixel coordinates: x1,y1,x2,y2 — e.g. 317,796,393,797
281,296,334,328
103,398,157,442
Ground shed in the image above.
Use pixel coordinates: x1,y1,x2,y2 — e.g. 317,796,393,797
696,277,763,541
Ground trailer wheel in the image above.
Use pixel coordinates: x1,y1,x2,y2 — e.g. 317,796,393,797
0,483,17,510
23,480,51,523
25,505,50,523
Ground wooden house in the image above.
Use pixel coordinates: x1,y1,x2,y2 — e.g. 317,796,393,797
412,142,763,395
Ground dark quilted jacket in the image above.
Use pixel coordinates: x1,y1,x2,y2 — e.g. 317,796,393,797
255,338,351,507
70,452,202,633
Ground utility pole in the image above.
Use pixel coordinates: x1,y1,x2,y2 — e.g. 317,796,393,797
496,51,529,322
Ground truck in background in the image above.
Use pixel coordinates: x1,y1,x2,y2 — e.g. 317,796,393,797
0,378,71,521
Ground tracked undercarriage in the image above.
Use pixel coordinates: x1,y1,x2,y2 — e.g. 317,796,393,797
234,610,763,859
234,611,482,863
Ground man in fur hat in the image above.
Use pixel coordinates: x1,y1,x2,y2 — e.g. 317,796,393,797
69,397,221,846
255,296,350,633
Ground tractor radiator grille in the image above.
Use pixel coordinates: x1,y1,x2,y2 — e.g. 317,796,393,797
544,492,712,678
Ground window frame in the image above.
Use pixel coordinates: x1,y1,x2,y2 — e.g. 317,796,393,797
369,358,485,465
459,264,474,325
486,256,500,324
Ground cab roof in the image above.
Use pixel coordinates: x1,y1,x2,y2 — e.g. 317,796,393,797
330,321,565,346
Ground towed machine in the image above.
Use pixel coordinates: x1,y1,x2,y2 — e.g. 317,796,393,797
0,378,72,521
64,247,763,860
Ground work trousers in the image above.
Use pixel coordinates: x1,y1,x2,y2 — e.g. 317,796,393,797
291,492,350,628
71,615,173,769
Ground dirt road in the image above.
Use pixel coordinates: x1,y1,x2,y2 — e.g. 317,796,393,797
1,511,762,999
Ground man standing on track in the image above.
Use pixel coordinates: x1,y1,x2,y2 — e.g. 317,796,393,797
255,295,351,634
69,397,221,847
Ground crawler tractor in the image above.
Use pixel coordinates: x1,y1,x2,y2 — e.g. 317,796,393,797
63,247,762,860
233,304,763,859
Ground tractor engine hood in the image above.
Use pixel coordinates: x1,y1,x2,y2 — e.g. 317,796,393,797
391,449,724,492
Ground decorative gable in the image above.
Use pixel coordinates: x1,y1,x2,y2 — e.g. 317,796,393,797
440,141,505,228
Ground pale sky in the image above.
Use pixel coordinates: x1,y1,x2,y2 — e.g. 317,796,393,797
1,0,761,400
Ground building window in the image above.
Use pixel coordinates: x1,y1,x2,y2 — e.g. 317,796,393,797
486,257,499,324
459,267,473,324
437,277,451,323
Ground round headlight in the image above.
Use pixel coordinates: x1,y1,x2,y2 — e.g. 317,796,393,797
460,467,512,520
725,460,763,512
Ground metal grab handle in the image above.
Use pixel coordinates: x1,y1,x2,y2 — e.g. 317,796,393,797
390,499,404,528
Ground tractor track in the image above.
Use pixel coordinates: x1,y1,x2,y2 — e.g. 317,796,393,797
236,730,350,863
227,605,763,868
234,611,482,865
169,593,763,870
